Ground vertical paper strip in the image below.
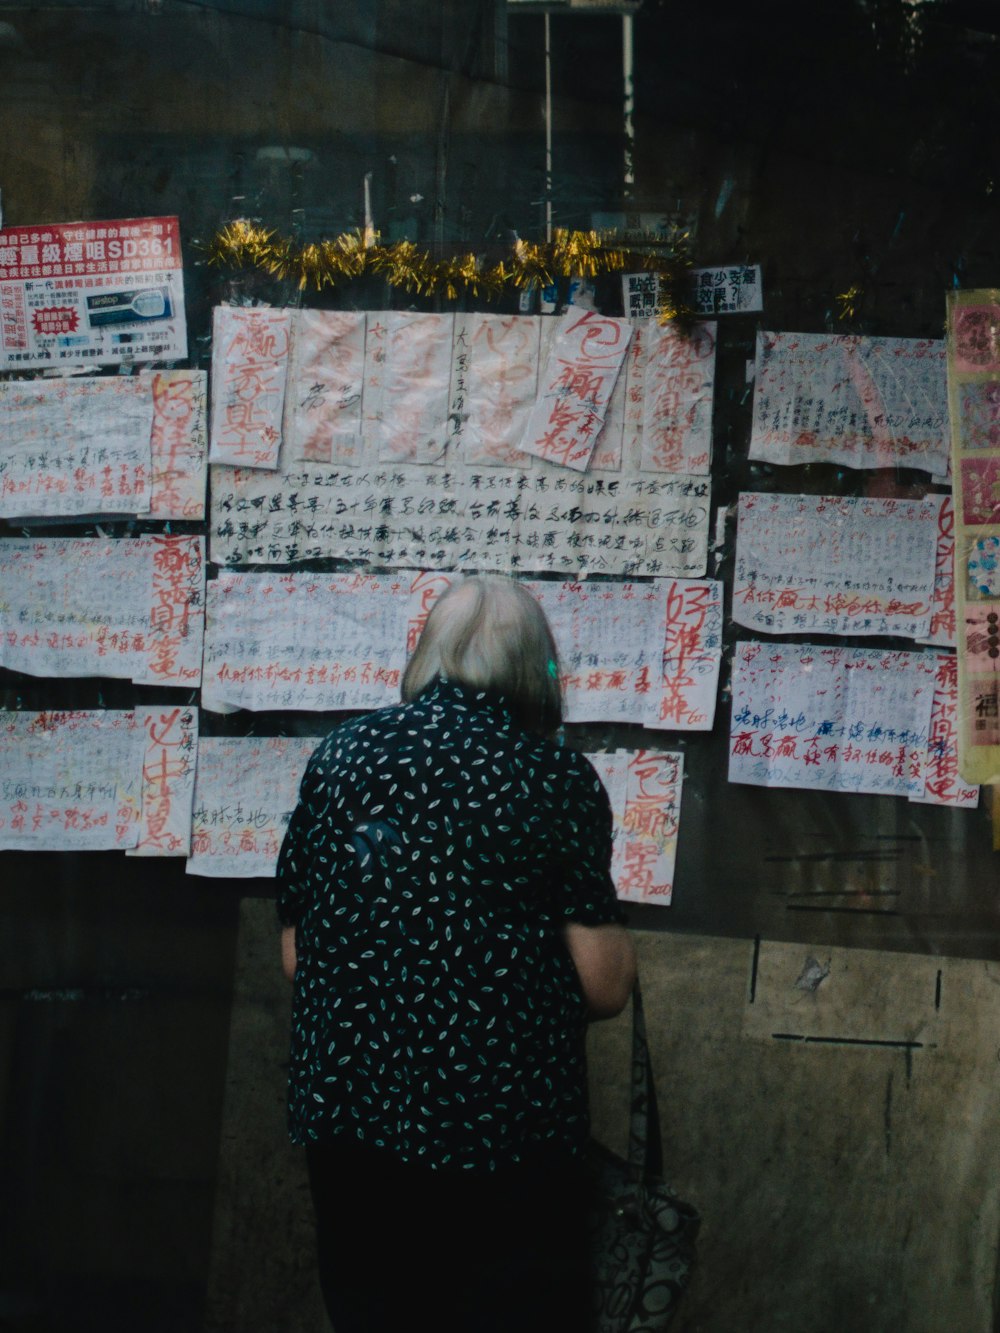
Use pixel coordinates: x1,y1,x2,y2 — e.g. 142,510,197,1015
519,311,632,471
618,749,684,905
947,289,1000,784
286,310,367,464
376,312,455,462
640,320,716,474
129,705,198,855
210,305,290,469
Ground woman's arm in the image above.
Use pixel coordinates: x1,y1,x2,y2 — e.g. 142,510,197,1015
281,925,297,982
562,922,636,1019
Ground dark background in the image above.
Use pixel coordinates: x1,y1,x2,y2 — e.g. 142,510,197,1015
2,1,1000,1327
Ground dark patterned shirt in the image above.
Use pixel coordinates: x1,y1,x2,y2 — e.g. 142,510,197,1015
276,677,624,1171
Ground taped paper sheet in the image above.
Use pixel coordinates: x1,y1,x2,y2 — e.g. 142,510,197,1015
0,535,204,685
729,640,951,802
210,306,290,470
749,330,949,475
0,710,143,851
0,376,153,518
201,570,412,713
187,735,319,877
733,492,941,638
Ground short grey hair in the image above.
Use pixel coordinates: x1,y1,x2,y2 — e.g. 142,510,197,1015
401,576,563,735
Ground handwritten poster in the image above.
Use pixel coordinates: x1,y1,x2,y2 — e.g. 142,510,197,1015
186,735,319,878
0,215,187,371
0,535,204,685
531,581,671,726
912,654,979,808
146,370,208,519
749,331,949,475
586,749,684,905
519,311,632,471
733,492,941,638
128,706,198,856
286,310,367,465
210,306,290,469
0,376,154,518
529,578,721,731
658,578,723,730
201,570,412,713
210,460,708,578
0,710,143,850
372,312,454,463
452,314,539,467
729,641,939,799
922,494,956,648
640,321,716,475
946,289,1000,783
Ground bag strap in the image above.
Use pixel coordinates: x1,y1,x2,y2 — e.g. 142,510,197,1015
626,978,664,1177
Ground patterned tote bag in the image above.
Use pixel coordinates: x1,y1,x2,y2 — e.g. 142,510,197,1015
588,981,700,1332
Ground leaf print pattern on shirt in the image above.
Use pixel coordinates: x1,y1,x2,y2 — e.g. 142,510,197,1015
276,676,624,1171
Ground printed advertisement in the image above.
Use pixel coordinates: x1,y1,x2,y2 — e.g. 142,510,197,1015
0,216,187,370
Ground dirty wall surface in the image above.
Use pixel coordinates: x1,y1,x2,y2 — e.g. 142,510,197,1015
3,1,1000,1328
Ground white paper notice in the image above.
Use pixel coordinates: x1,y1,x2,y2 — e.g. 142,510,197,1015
201,570,412,713
0,710,143,850
519,311,632,471
690,264,763,316
733,492,940,638
453,314,539,467
187,735,319,878
210,306,290,469
210,460,709,579
0,376,153,518
286,310,367,464
640,321,716,475
586,748,684,904
729,640,937,798
912,652,979,808
528,578,722,731
749,331,949,475
128,705,198,856
921,493,956,648
532,581,670,725
0,535,204,685
146,369,208,519
374,312,454,463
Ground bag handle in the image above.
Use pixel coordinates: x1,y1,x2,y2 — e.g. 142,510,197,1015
626,979,664,1178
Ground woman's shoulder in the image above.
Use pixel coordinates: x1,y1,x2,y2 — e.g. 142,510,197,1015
522,733,606,792
306,702,411,766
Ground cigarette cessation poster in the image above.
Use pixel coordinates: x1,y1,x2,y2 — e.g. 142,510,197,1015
0,215,187,370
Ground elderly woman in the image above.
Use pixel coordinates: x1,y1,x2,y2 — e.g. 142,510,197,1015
277,575,635,1333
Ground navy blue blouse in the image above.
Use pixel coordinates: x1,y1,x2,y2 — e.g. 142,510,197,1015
276,677,625,1171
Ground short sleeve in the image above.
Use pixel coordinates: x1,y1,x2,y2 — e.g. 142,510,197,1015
544,748,625,926
275,747,323,927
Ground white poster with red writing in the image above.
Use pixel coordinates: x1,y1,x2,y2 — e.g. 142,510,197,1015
586,748,684,905
210,306,291,470
0,216,186,370
0,535,204,686
128,706,199,856
519,311,632,471
0,710,144,851
201,570,413,713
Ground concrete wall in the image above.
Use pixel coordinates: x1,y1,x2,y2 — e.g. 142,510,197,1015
212,905,1000,1332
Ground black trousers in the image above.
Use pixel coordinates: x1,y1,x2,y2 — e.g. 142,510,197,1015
306,1139,596,1333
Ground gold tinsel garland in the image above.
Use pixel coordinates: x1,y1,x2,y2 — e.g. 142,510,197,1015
205,220,694,322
